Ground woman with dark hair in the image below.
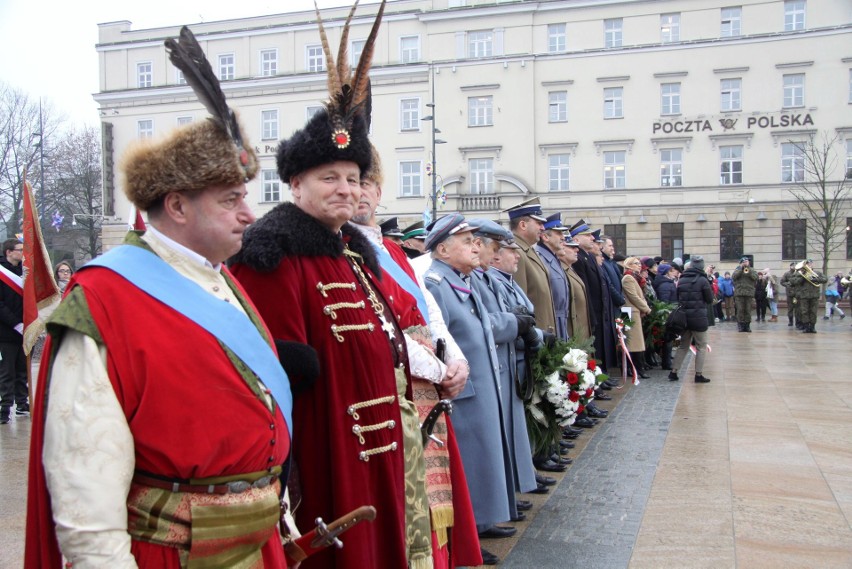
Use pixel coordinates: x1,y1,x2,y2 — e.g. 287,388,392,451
53,261,73,294
621,256,652,379
754,271,768,322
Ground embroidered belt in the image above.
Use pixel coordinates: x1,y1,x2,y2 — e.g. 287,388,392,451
346,395,400,461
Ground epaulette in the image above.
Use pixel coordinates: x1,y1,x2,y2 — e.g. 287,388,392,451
425,271,443,284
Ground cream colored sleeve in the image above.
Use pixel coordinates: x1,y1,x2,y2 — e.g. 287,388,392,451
43,331,138,569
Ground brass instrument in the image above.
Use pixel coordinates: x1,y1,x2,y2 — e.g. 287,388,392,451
794,260,821,287
742,267,750,274
841,272,852,287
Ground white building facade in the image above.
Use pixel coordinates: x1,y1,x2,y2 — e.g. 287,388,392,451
95,0,852,273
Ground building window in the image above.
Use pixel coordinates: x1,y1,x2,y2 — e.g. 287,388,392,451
137,62,152,88
660,149,683,187
400,35,420,63
661,13,680,43
306,105,323,121
783,73,805,108
350,39,366,68
548,91,568,123
603,151,626,189
306,45,324,72
721,7,742,37
548,154,570,192
846,139,852,179
847,217,852,260
604,19,622,48
604,18,622,47
548,23,566,53
261,169,281,202
399,161,422,197
261,110,279,140
720,145,743,185
720,221,744,261
218,54,235,81
137,119,153,139
604,87,623,119
468,96,493,127
400,98,420,131
782,218,807,259
260,49,278,76
468,31,493,58
849,68,852,103
661,223,684,261
661,83,681,115
603,224,627,258
782,142,805,183
176,70,186,85
177,116,193,126
784,0,806,31
721,78,742,111
469,158,494,194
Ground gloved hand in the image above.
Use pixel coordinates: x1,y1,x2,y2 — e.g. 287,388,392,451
542,332,556,349
515,313,535,336
521,326,540,347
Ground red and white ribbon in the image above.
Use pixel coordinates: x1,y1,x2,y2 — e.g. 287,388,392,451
614,319,639,387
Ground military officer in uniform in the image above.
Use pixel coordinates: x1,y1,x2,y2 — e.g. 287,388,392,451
535,213,571,341
789,259,828,333
780,262,800,328
732,256,758,332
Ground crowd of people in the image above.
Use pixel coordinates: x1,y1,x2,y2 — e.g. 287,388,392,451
10,7,851,569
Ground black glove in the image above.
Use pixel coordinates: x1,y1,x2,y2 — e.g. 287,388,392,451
542,332,557,349
521,326,540,347
515,313,535,336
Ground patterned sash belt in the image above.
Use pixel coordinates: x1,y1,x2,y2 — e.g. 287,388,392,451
128,474,281,569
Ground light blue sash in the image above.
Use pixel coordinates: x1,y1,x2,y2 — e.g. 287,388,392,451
372,243,430,326
85,245,293,432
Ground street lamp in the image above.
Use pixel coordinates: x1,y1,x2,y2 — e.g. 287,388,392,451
421,67,447,224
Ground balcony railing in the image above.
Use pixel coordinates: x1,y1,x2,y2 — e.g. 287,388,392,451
458,194,501,212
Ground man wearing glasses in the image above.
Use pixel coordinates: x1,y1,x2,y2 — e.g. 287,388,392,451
0,239,27,424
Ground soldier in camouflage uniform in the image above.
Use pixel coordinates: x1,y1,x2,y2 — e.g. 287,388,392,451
789,259,828,334
732,256,758,332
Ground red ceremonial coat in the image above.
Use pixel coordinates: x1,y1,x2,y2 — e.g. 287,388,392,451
25,244,289,569
231,204,411,569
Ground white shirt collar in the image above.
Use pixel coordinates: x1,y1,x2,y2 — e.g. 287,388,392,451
143,224,221,271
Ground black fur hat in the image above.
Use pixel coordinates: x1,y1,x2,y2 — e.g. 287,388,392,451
277,110,372,183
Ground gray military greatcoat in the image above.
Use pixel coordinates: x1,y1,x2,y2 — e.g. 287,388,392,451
473,269,538,497
424,259,514,528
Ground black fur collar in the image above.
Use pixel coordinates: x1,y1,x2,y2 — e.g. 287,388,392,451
232,202,381,276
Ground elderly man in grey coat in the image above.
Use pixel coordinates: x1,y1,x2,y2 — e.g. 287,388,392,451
424,213,524,564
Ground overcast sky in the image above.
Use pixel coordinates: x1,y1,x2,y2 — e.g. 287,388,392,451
0,0,381,128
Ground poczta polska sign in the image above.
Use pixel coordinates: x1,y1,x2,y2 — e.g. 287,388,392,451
652,112,814,134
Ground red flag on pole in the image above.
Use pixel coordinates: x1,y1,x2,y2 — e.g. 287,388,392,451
22,178,61,355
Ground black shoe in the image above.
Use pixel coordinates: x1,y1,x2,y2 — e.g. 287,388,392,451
668,371,679,381
528,483,550,494
535,473,557,486
695,374,711,383
594,391,612,401
550,453,572,465
559,440,575,450
637,369,650,379
598,382,613,391
0,416,9,425
574,417,595,429
516,499,533,511
823,316,830,320
745,324,752,332
586,405,608,418
15,405,29,416
479,525,517,539
480,547,499,565
511,512,527,522
534,459,567,472
603,379,620,388
788,321,794,326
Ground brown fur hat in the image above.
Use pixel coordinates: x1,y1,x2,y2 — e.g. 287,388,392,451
362,143,384,187
121,118,258,211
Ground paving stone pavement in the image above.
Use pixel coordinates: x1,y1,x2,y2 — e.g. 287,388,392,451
501,359,690,569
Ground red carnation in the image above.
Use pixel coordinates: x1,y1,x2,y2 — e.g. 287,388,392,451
569,391,580,402
577,405,585,414
585,388,594,397
567,372,579,385
587,359,597,370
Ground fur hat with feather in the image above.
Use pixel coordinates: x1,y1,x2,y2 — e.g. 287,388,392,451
277,0,385,183
122,26,258,211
